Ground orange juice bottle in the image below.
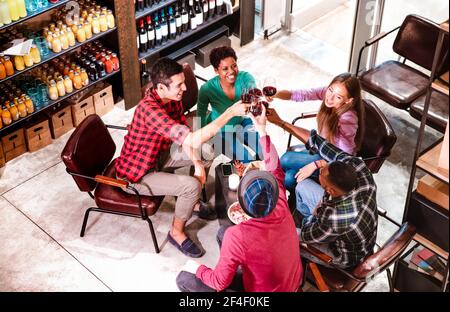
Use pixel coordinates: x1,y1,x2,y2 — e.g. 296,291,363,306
24,95,34,114
17,99,27,118
1,105,12,125
0,61,6,79
30,45,41,64
3,56,14,76
9,102,19,121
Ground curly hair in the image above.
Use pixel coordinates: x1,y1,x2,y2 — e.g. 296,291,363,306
209,46,237,69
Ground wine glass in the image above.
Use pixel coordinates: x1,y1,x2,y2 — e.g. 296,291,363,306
263,76,277,99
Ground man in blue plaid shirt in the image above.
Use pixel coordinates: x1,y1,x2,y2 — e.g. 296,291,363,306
268,109,378,268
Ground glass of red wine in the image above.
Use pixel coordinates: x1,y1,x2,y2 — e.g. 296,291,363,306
263,77,277,98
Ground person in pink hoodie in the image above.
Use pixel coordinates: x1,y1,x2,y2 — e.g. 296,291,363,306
175,105,303,292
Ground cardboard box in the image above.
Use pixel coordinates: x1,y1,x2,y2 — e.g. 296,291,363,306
176,52,196,71
47,105,74,139
196,35,231,67
1,128,27,162
93,84,114,116
71,96,95,127
417,174,449,210
25,120,52,153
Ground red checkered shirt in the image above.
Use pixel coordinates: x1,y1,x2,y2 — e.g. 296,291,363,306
115,88,191,183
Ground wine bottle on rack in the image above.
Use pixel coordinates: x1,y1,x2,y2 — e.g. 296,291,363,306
145,0,153,8
189,0,197,30
141,59,150,87
195,0,203,27
175,3,182,36
160,9,168,43
208,0,216,18
216,0,224,15
154,14,162,46
181,1,189,33
146,15,155,49
168,7,177,40
136,0,145,11
202,0,209,21
139,19,148,53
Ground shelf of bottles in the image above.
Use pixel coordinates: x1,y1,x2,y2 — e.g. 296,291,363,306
1,70,119,133
137,0,227,60
0,27,116,84
1,0,119,132
135,0,178,20
1,42,121,133
0,0,70,31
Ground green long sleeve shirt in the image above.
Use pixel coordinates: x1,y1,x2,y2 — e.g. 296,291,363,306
197,71,256,128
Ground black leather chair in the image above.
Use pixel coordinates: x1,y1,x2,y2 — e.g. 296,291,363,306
302,222,416,292
356,14,448,111
61,114,164,253
287,99,397,174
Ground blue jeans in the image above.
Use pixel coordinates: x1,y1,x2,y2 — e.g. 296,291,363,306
280,151,322,190
216,118,263,163
295,178,324,221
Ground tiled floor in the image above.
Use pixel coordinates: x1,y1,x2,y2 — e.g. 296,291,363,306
0,20,445,291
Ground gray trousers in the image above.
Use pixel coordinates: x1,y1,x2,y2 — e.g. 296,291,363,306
129,143,214,221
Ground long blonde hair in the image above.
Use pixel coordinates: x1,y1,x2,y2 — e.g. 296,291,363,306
317,73,365,152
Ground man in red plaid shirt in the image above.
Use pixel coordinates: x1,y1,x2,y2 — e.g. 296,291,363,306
116,58,249,258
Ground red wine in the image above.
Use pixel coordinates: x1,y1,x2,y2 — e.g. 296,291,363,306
241,93,253,103
263,86,277,97
249,104,262,116
248,88,263,97
257,100,270,109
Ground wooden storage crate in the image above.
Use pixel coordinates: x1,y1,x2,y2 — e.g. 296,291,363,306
417,175,449,210
47,105,74,139
1,128,27,162
25,120,52,153
71,96,95,127
92,84,114,116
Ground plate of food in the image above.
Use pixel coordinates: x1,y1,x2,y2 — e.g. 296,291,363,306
227,201,252,224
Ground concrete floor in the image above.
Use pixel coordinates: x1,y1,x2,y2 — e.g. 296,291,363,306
0,11,446,291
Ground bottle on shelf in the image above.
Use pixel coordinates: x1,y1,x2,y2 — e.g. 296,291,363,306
181,1,189,33
140,58,150,87
160,9,168,43
6,0,20,22
202,0,209,21
195,0,203,27
138,18,148,53
154,13,162,46
208,0,215,18
16,0,26,18
175,3,182,36
189,0,197,30
168,6,177,40
0,0,12,26
146,15,155,49
216,0,224,15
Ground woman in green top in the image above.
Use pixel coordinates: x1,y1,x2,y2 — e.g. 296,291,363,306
197,46,262,163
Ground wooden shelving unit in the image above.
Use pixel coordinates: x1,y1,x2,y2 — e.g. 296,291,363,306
417,142,449,183
1,1,122,136
393,18,449,292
